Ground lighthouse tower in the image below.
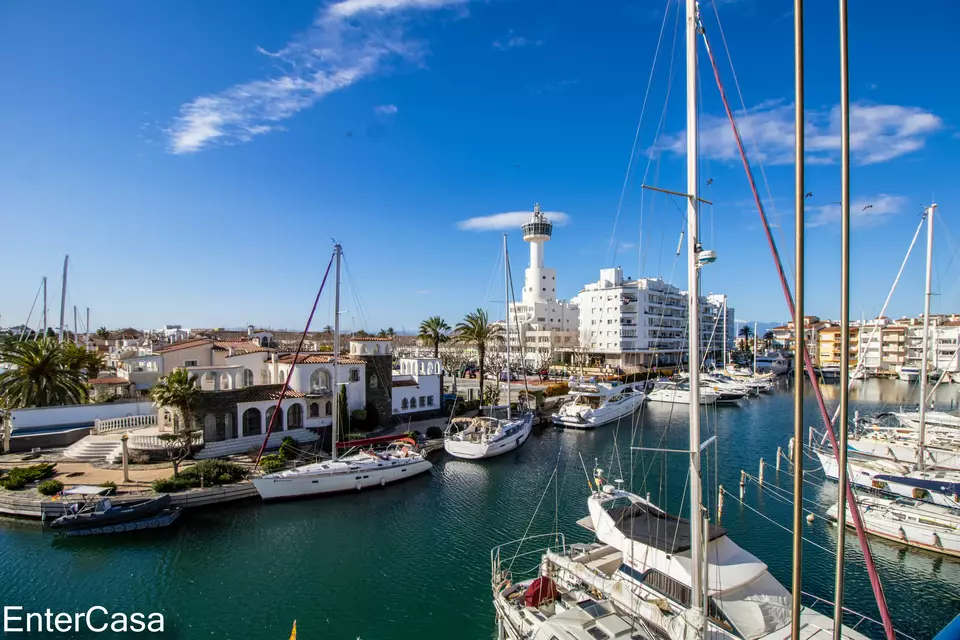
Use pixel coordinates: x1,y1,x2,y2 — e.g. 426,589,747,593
521,204,556,305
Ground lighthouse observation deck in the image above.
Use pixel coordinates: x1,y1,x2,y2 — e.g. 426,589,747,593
522,204,553,241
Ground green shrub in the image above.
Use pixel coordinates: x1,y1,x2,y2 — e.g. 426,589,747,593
38,480,64,496
350,409,368,431
544,383,570,397
279,437,298,460
180,459,247,485
217,473,232,483
454,403,467,416
258,454,284,474
425,426,444,439
151,477,192,493
129,450,151,464
1,475,26,490
0,463,56,490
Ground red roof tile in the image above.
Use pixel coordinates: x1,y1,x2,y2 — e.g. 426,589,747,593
154,338,214,354
277,353,365,365
349,337,393,342
392,379,419,388
236,384,305,402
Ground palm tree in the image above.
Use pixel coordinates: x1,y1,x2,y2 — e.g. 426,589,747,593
454,309,503,404
95,327,110,340
62,342,107,379
738,325,754,352
353,329,369,338
150,369,202,477
386,327,396,338
377,328,388,338
762,330,775,351
0,339,89,408
418,316,451,358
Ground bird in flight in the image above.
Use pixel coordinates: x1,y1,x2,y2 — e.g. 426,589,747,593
345,132,354,137
804,192,813,199
706,178,713,186
862,204,873,212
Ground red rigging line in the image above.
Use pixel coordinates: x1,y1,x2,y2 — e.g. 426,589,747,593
697,23,896,640
255,251,336,465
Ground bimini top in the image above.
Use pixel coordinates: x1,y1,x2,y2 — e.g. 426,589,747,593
606,502,727,554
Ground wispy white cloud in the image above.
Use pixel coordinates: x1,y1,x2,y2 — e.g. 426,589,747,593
457,211,570,231
167,0,464,154
659,100,942,165
616,242,636,253
493,30,543,50
415,289,431,294
374,104,398,115
807,194,907,228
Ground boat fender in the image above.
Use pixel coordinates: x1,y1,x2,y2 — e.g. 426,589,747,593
898,526,907,541
933,532,942,548
380,476,385,486
356,482,362,491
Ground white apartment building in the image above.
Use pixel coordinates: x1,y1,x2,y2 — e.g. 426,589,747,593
571,267,734,371
500,205,580,367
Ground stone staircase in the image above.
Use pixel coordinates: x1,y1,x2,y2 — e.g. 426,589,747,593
63,434,125,464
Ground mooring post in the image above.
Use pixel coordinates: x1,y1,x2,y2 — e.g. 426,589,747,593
121,433,130,484
740,470,746,500
777,446,782,471
718,485,724,519
788,437,795,462
759,458,764,485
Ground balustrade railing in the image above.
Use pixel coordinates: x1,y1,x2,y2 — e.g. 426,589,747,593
94,414,158,434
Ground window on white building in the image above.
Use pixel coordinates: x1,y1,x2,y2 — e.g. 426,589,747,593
349,368,360,382
184,359,198,367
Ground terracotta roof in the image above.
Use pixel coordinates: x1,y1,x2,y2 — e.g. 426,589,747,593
277,353,365,365
392,379,419,388
236,384,305,403
154,338,214,354
213,340,269,355
88,377,130,385
349,337,393,342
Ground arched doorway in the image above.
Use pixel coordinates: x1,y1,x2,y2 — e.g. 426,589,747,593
287,404,303,429
242,408,261,437
266,406,283,432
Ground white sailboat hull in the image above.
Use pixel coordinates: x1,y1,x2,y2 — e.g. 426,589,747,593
815,451,960,509
828,497,960,558
551,395,645,429
847,438,960,472
646,388,716,405
443,414,533,459
253,457,433,500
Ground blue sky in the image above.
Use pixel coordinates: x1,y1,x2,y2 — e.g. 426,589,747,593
1,0,958,334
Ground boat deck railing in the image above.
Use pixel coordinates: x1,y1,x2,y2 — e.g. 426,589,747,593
801,591,917,640
490,532,567,590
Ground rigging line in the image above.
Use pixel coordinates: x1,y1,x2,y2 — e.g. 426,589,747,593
639,0,683,190
720,489,834,555
508,448,563,572
744,472,826,509
19,278,44,341
341,258,397,397
708,0,794,281
606,0,673,266
255,251,335,465
699,26,895,638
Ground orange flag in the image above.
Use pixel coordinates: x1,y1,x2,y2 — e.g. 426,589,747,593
288,621,296,640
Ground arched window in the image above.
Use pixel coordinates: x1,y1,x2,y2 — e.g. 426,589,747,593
309,402,320,418
163,410,173,427
173,413,180,431
309,369,332,393
287,404,303,429
242,369,254,387
266,406,283,431
225,412,235,439
242,408,261,437
370,374,378,389
215,414,227,440
203,413,217,441
401,398,408,410
324,401,332,416
202,372,216,390
219,372,232,390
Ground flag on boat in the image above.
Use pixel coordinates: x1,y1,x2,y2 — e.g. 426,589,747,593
288,620,296,640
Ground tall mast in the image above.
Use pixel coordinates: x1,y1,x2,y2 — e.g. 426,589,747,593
42,277,47,338
86,307,91,348
73,306,78,345
58,255,68,343
332,243,342,463
753,321,758,374
504,233,511,420
722,298,727,368
685,0,704,618
918,204,937,471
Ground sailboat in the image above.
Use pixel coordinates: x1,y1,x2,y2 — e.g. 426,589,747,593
444,233,534,459
252,244,432,501
491,2,868,637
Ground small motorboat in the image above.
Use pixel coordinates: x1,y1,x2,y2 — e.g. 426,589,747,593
50,486,174,531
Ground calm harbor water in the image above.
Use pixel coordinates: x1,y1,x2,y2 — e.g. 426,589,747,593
2,378,959,639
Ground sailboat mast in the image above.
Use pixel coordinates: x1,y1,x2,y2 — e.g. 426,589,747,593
504,233,511,420
333,243,342,463
918,204,937,471
722,298,726,368
684,0,704,617
58,254,68,343
86,307,90,348
42,277,47,338
73,306,78,346
753,321,758,374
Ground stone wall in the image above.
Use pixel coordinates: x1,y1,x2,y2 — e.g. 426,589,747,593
359,354,393,427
